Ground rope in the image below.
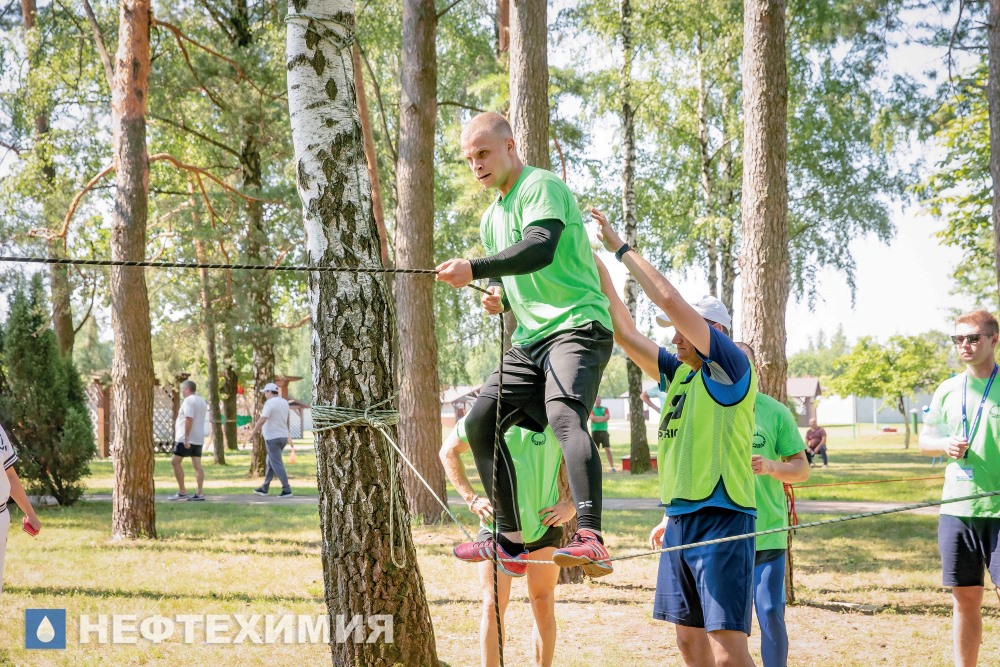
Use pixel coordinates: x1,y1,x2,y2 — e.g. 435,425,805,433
794,475,943,489
0,255,438,274
312,393,477,568
501,488,1000,566
490,314,506,667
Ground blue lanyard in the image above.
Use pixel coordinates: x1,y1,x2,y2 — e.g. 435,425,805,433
962,364,998,457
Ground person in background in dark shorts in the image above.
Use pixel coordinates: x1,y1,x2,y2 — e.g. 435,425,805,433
590,397,614,472
436,112,614,578
920,309,1000,667
440,418,573,667
168,380,209,501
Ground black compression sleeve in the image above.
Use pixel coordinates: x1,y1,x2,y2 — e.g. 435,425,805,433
469,218,563,280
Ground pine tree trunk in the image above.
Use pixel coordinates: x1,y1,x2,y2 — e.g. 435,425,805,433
110,0,156,539
719,89,738,316
287,2,439,662
196,241,225,465
243,134,274,477
620,0,650,475
497,0,510,55
989,0,1000,304
509,0,549,170
353,43,390,268
220,323,240,452
22,0,75,358
739,0,789,401
395,0,445,522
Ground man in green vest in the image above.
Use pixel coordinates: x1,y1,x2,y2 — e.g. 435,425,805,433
440,418,574,667
736,342,810,667
436,112,614,578
591,208,757,667
919,309,1000,667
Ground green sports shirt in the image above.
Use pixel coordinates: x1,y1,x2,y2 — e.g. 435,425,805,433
591,406,609,432
926,371,1000,518
752,394,806,551
480,166,612,346
455,418,564,543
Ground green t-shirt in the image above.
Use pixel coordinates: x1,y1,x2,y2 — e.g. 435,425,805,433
455,418,564,543
926,371,1000,518
480,166,613,346
752,394,806,551
591,406,609,432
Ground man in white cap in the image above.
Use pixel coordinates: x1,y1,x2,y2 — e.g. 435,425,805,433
592,208,757,667
248,382,294,498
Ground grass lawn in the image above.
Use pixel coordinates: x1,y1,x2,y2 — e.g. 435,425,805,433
1,491,997,665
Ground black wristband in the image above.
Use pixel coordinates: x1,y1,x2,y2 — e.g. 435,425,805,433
615,243,632,262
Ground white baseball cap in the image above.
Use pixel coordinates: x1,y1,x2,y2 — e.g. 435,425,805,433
261,382,279,394
655,296,732,332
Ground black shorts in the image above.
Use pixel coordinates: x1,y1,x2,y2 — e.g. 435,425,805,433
478,321,614,432
478,526,563,552
938,514,1000,587
173,443,204,458
592,430,610,448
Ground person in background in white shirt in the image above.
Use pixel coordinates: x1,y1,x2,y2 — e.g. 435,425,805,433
168,380,210,501
0,423,40,595
249,382,294,498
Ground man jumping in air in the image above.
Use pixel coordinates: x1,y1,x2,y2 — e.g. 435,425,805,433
436,112,614,577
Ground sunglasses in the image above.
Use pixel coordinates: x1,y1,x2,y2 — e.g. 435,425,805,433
951,334,987,345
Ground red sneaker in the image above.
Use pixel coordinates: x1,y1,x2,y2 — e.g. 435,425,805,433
552,529,613,578
453,537,528,578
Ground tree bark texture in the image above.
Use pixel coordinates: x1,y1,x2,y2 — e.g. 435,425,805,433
395,0,446,522
196,241,225,464
739,0,789,402
620,0,650,474
509,0,549,170
220,320,240,451
990,0,1000,304
286,2,439,663
353,43,390,268
110,0,156,539
497,0,510,55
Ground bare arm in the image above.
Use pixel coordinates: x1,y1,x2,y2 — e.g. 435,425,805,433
439,430,492,520
640,390,661,413
594,254,660,379
753,451,810,483
593,209,712,357
7,467,40,531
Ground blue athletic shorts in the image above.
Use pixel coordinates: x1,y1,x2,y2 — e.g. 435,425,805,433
939,514,1000,588
653,507,754,634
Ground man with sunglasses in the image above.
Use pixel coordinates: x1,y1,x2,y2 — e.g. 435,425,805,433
920,309,1000,667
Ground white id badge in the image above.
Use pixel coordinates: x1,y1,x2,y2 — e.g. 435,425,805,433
946,465,974,483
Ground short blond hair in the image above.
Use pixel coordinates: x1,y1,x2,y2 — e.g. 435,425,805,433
461,112,513,142
955,309,999,336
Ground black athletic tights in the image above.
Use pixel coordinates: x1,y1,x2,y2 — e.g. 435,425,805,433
464,394,602,537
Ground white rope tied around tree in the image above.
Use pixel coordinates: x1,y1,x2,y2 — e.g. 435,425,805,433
312,393,476,569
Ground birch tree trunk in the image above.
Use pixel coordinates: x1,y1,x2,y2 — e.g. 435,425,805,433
110,0,156,539
287,2,439,663
620,0,651,475
989,0,1000,303
395,0,446,521
739,0,789,402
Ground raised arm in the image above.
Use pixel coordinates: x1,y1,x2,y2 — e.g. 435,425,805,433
592,208,712,358
594,254,660,379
